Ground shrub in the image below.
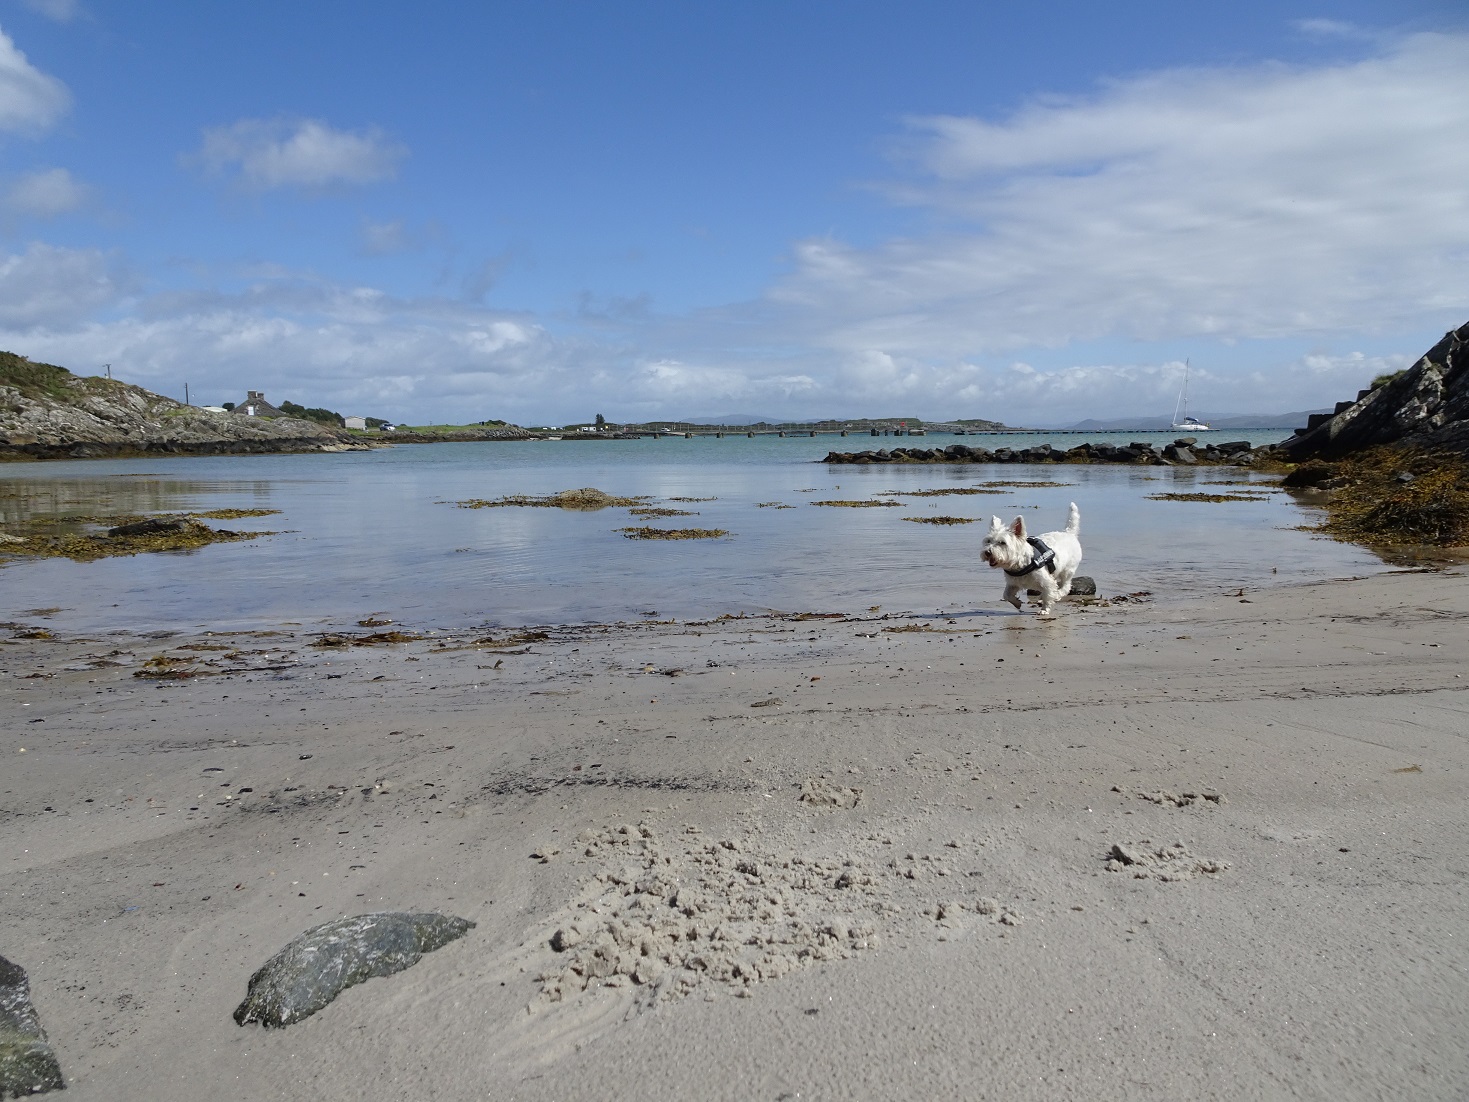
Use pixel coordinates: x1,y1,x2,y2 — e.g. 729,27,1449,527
279,399,345,427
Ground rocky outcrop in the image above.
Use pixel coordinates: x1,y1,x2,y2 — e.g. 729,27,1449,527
1281,321,1469,460
0,352,372,461
823,438,1271,466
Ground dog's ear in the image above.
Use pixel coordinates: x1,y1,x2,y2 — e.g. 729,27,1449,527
1010,516,1027,538
989,515,1004,530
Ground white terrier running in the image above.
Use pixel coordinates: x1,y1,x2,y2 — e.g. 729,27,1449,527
980,502,1082,616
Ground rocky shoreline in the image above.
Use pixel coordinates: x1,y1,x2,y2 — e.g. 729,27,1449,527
823,436,1279,467
1,354,379,462
1280,320,1468,460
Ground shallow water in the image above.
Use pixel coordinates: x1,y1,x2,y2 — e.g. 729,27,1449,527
0,431,1388,633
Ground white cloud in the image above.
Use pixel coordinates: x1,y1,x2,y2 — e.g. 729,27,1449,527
4,166,88,217
0,242,127,328
0,274,574,421
190,117,406,191
19,0,82,21
0,253,1428,425
0,27,69,134
775,32,1469,363
359,219,411,255
1293,19,1373,41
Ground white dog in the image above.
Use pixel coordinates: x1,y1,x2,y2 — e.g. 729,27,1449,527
980,502,1082,616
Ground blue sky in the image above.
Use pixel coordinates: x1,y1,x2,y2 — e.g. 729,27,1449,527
1,1,1466,426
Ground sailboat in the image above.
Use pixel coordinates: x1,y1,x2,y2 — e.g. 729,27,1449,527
1171,359,1212,432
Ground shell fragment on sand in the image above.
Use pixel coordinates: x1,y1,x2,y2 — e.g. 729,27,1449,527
0,955,65,1098
233,912,475,1028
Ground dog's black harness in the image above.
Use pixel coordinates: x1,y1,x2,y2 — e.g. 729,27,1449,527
1004,537,1057,578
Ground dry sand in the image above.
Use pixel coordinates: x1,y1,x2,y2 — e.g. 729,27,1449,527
3,569,1468,1100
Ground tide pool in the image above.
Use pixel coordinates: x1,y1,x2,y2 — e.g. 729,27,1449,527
0,431,1385,634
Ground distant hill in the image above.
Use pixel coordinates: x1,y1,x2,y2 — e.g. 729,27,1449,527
1063,410,1330,432
685,413,788,426
674,414,1007,429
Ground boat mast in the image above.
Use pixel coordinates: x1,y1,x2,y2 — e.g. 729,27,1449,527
1173,359,1190,425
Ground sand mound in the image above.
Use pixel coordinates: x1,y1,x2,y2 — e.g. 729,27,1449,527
1105,841,1228,881
798,778,863,809
533,823,1019,1011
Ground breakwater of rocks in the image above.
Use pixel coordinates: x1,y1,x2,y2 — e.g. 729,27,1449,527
822,437,1280,467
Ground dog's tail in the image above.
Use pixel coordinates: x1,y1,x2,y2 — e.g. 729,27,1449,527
1066,501,1080,534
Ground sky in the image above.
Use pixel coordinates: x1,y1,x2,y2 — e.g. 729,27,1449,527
1,1,1466,427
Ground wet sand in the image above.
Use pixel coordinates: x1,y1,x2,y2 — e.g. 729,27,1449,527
4,570,1468,1100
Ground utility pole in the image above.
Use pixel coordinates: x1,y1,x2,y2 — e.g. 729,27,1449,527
104,363,111,380
184,382,190,406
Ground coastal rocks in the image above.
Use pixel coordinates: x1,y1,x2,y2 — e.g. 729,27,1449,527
823,437,1268,467
1281,320,1469,459
1,352,369,462
0,955,65,1098
233,912,475,1028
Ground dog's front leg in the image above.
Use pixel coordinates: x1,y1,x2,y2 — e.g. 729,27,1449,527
1003,582,1024,610
1033,577,1059,616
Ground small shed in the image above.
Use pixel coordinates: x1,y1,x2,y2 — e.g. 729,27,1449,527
344,415,368,430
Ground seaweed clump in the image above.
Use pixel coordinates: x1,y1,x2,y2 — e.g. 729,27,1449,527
191,508,281,520
0,517,271,562
618,527,728,540
902,515,977,525
810,500,904,508
881,487,1006,497
310,631,423,648
455,488,646,510
1309,448,1469,547
465,630,551,649
1146,492,1269,503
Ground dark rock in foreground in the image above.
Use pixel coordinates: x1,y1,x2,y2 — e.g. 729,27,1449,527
1281,320,1469,460
0,955,65,1097
106,517,184,538
234,912,475,1028
1026,575,1095,598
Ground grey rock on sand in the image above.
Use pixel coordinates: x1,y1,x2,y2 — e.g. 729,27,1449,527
233,912,475,1028
0,955,65,1098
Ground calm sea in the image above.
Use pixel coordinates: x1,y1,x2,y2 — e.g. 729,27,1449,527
0,430,1387,634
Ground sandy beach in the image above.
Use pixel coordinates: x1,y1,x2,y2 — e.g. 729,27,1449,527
4,568,1468,1100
